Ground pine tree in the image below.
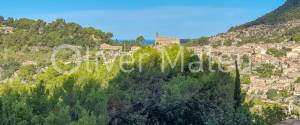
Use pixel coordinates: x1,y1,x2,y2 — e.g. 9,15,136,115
234,60,241,110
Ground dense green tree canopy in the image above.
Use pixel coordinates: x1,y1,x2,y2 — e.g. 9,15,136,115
136,36,145,43
0,46,259,125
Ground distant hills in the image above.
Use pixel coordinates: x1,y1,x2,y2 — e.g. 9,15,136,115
232,0,300,30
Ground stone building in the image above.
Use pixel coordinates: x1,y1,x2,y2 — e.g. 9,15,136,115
294,85,300,96
155,34,180,46
100,43,122,51
248,76,274,94
287,51,299,58
99,43,123,64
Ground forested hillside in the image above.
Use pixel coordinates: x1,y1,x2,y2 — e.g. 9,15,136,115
0,17,114,81
0,17,113,48
203,0,300,47
232,0,300,30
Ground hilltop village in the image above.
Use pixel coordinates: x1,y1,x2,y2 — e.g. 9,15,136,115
99,30,300,114
189,43,300,111
190,20,300,113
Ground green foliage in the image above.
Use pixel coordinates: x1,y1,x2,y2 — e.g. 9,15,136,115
0,16,4,26
18,65,37,82
294,96,300,106
256,64,275,78
266,89,292,101
0,57,20,80
283,47,292,52
224,40,233,46
241,75,251,84
266,89,278,100
294,77,300,83
0,18,284,124
286,26,300,41
291,32,300,42
212,41,222,48
254,62,282,79
0,17,113,49
0,75,110,124
274,69,283,77
105,46,252,124
183,37,210,46
234,61,241,110
0,46,254,124
0,17,115,83
45,104,71,125
2,46,287,124
231,29,284,46
264,36,283,44
278,90,292,98
237,37,261,46
135,35,145,43
237,35,284,46
236,36,284,46
251,105,288,125
266,48,288,57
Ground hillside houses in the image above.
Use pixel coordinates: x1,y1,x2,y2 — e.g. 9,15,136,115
287,51,298,58
253,46,267,55
283,68,299,77
187,46,213,56
294,85,300,96
100,43,122,52
99,43,143,63
292,46,300,52
272,78,293,90
210,20,300,45
99,43,123,64
252,54,279,65
0,26,13,34
185,41,300,104
249,76,274,94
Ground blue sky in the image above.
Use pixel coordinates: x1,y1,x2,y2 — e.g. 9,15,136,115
1,0,285,39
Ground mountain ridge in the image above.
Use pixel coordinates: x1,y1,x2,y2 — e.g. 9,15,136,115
231,0,300,30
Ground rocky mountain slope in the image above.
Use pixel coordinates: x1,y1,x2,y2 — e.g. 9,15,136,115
235,0,300,30
210,0,300,46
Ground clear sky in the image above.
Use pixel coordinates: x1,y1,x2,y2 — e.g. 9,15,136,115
1,0,285,39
